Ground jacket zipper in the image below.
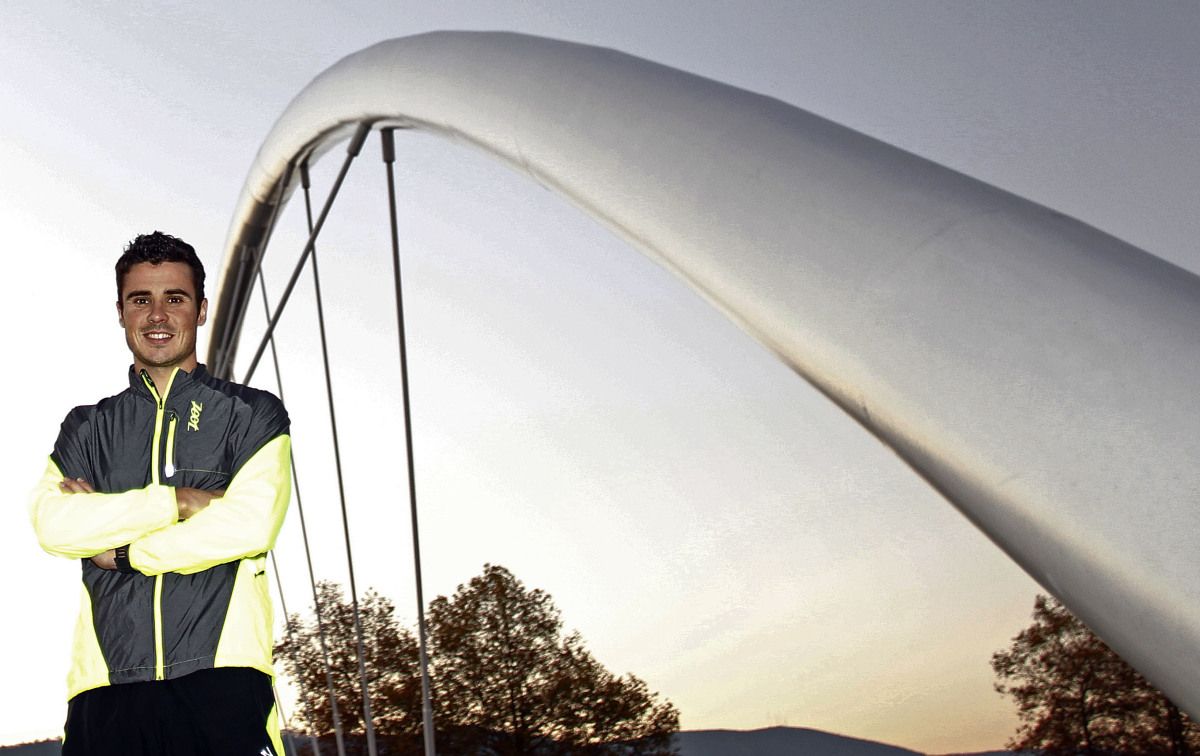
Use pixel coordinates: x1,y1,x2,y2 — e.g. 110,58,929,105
139,368,179,681
164,411,178,479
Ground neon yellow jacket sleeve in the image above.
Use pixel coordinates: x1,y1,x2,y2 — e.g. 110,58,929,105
28,457,178,559
128,434,292,576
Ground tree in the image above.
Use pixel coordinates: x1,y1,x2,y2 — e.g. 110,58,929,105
992,594,1200,754
426,564,562,753
428,564,679,755
277,566,680,755
275,581,425,754
544,631,682,753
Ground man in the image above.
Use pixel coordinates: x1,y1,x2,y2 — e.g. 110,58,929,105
29,232,292,755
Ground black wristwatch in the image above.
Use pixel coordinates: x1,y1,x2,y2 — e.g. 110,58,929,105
114,544,137,574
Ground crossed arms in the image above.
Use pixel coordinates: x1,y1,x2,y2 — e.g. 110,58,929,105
29,435,291,576
55,477,224,569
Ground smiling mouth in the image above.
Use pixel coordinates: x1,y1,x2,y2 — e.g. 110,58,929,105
143,331,175,343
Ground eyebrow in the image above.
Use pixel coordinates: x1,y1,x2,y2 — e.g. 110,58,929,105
124,289,193,300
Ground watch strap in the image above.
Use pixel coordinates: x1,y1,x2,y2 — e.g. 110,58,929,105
114,544,137,574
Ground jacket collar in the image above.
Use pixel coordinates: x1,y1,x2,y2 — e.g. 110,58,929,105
127,364,209,402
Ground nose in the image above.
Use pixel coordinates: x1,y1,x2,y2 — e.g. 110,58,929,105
148,300,168,324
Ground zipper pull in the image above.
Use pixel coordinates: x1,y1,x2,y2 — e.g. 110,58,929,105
140,369,162,407
165,411,178,478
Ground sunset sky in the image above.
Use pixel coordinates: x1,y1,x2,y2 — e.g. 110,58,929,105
2,3,1198,752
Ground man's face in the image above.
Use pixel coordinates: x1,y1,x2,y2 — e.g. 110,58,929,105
117,261,207,375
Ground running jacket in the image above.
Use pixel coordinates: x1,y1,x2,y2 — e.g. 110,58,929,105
29,364,291,700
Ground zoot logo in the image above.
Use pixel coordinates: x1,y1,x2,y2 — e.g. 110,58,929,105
188,400,204,431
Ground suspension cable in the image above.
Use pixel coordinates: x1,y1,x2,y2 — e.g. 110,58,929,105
257,274,303,756
270,682,299,756
381,127,438,756
270,543,323,756
298,158,380,756
212,166,293,381
242,122,371,385
258,269,346,756
267,557,299,755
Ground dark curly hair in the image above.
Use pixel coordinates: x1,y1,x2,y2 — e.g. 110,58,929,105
115,231,206,302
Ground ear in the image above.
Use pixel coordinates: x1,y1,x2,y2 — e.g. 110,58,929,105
197,298,208,327
116,299,125,327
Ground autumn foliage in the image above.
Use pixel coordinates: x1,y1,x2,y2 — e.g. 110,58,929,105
992,594,1199,754
276,564,679,755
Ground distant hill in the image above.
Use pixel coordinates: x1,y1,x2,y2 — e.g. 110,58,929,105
676,726,923,756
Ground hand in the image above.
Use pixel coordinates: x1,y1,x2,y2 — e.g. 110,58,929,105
90,549,117,570
59,477,95,494
175,487,225,520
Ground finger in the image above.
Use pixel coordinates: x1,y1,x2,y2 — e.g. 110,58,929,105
77,478,96,493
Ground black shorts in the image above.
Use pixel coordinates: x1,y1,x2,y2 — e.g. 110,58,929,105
62,667,283,756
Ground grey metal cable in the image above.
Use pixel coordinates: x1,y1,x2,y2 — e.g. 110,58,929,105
381,127,437,756
298,157,380,756
242,123,371,385
258,269,344,756
270,682,299,756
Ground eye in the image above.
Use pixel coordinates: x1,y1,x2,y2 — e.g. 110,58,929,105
168,296,184,304
133,297,150,306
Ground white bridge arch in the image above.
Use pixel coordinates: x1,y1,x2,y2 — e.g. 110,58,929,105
208,32,1200,717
